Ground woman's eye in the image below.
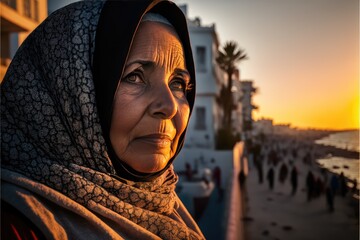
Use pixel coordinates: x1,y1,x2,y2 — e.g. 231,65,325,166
123,72,144,84
170,78,186,92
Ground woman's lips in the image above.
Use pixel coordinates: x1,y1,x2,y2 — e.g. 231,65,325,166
136,134,173,148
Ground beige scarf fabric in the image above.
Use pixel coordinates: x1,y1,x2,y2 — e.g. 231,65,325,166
2,167,204,240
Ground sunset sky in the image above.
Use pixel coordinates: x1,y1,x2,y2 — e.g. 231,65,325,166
175,0,359,130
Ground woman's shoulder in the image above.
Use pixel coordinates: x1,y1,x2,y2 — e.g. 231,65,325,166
1,200,46,240
1,171,127,239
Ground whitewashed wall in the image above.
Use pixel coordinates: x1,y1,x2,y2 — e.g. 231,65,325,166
185,95,216,149
185,24,222,149
174,148,234,188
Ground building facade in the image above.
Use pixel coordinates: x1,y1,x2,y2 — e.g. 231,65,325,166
0,0,48,82
253,118,274,135
180,5,225,149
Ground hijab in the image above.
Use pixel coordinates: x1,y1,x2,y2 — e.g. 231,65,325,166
93,0,196,181
1,0,202,239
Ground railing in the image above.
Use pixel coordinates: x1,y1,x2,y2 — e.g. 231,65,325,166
1,0,39,21
224,142,247,240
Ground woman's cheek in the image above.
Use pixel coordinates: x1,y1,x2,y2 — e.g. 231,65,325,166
170,103,189,151
178,104,190,134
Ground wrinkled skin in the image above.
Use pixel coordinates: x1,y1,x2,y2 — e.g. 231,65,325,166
110,22,191,173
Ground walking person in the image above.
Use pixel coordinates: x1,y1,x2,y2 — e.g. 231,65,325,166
330,174,339,196
213,166,223,202
267,167,275,190
325,186,335,212
339,172,348,197
290,166,298,195
306,170,315,201
278,163,288,184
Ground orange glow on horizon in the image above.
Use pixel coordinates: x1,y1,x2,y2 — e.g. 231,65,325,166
254,91,359,130
175,0,359,131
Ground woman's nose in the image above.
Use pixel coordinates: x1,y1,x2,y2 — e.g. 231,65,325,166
149,85,177,119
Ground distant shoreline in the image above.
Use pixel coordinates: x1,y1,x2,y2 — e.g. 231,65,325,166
270,129,359,160
313,143,359,160
267,130,359,181
264,130,359,197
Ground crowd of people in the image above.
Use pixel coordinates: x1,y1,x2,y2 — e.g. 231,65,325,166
246,133,357,213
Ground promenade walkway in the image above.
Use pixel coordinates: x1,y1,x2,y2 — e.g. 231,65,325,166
240,142,359,240
185,135,359,240
193,142,359,240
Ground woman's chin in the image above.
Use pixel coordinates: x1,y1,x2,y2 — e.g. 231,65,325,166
130,154,170,173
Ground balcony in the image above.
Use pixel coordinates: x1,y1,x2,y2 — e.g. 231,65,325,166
1,0,47,82
0,1,39,33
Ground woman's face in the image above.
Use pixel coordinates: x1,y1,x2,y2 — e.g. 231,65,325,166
110,21,191,173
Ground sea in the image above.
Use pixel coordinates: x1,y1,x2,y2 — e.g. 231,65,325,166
315,130,359,189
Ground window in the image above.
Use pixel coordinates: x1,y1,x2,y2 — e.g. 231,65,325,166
23,0,31,18
195,107,206,130
196,46,206,72
34,0,39,21
1,0,16,9
23,0,38,20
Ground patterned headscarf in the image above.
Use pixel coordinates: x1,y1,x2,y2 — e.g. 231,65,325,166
1,0,201,239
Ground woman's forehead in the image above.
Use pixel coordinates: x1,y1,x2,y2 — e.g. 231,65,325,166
128,22,186,68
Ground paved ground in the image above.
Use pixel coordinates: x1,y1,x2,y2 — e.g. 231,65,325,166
242,166,359,240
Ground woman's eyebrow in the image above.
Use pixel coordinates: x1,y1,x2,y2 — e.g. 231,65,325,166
126,60,190,78
174,68,190,78
125,60,154,68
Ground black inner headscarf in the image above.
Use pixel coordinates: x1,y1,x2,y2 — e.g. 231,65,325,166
93,0,196,181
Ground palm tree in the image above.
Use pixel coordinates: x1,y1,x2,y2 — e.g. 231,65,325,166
216,41,248,130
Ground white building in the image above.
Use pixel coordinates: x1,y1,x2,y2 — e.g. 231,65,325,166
180,5,225,150
0,0,83,83
273,124,294,135
253,118,274,135
0,0,48,82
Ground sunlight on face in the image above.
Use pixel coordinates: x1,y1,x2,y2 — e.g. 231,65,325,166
110,21,191,173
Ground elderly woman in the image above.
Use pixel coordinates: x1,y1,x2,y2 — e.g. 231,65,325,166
1,0,204,239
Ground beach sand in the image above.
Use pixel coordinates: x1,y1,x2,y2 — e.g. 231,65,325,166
241,133,359,240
